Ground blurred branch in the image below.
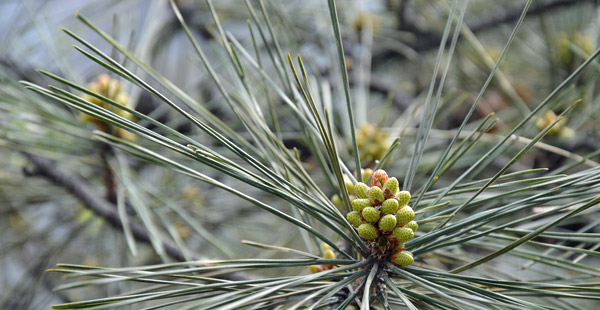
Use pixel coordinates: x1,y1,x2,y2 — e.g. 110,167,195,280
466,0,597,35
21,152,190,262
365,75,413,110
0,226,79,308
0,58,29,80
376,0,598,64
341,73,414,110
21,152,253,281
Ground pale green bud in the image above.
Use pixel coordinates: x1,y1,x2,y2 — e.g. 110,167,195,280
362,207,381,223
396,206,415,226
378,214,397,232
369,186,385,206
380,198,399,215
358,223,379,240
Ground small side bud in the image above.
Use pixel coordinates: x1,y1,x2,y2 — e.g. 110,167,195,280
344,176,355,195
331,194,343,208
404,220,419,232
390,250,414,267
361,168,373,181
323,249,336,260
320,242,332,252
392,227,414,243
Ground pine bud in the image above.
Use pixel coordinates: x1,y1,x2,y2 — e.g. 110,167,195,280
390,250,414,267
107,80,120,98
405,220,418,232
362,168,373,181
346,211,363,227
396,191,411,207
115,92,129,106
392,227,414,243
117,129,137,142
323,249,336,260
362,207,380,223
369,186,385,205
308,265,322,273
396,206,415,226
116,107,135,121
380,198,399,214
370,169,389,188
378,214,397,232
97,74,110,92
358,223,379,240
382,177,399,198
331,194,343,208
344,176,355,195
354,182,369,199
560,127,574,139
351,198,370,212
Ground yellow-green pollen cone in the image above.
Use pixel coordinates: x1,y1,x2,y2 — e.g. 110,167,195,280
405,220,418,232
362,207,380,223
331,194,343,208
391,251,414,267
378,214,397,232
358,223,379,240
344,177,355,195
382,177,399,198
351,198,370,212
323,249,336,260
396,206,415,226
392,227,414,243
361,168,373,181
369,186,385,205
396,190,411,207
380,198,399,214
346,211,363,227
354,182,369,199
344,169,417,268
79,74,137,141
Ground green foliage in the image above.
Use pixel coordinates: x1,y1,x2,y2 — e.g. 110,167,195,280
2,0,600,309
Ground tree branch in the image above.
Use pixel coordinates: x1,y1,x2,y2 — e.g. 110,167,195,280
375,0,598,64
22,152,191,262
22,152,254,281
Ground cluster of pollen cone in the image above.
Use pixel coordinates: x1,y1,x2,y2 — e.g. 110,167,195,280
346,169,417,267
80,74,137,141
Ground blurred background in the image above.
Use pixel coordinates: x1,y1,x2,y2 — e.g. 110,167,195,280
1,0,600,308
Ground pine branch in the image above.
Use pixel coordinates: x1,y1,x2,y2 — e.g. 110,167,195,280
22,152,189,261
21,152,252,281
375,0,597,64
